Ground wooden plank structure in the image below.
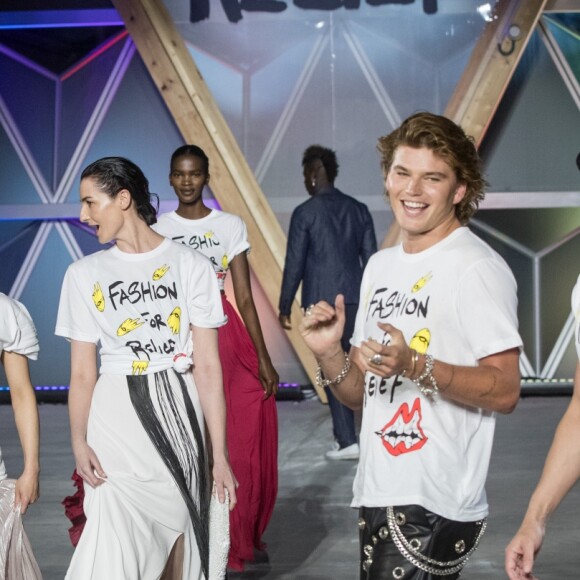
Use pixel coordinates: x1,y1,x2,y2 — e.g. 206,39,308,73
544,0,580,13
110,0,326,401
445,0,549,146
381,0,549,248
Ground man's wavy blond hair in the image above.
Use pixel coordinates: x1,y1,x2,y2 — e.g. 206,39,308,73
377,112,487,224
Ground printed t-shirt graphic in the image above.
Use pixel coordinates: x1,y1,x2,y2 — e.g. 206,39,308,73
153,210,250,290
55,238,226,376
376,397,428,456
371,271,433,458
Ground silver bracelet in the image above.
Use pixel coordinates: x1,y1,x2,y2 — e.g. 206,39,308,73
316,353,351,388
413,353,439,397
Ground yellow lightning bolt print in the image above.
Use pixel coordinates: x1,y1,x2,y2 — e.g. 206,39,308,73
92,283,105,312
152,264,170,281
132,360,149,375
167,307,182,335
117,318,145,336
409,328,431,354
412,272,433,293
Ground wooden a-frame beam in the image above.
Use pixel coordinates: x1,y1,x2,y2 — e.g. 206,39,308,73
445,0,549,145
110,0,326,401
381,0,549,249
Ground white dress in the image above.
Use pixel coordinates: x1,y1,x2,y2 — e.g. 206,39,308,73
56,239,227,579
0,293,42,580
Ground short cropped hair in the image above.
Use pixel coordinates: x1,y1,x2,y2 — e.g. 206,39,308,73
377,112,487,224
302,145,339,183
170,144,209,174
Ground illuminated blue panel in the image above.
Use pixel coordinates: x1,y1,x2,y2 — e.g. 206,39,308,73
0,9,123,30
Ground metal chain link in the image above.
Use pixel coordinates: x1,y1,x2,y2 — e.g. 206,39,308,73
385,507,487,576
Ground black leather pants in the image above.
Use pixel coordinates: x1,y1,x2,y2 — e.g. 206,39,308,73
358,505,486,580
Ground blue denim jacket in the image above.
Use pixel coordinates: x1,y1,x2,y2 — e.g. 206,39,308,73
279,186,377,314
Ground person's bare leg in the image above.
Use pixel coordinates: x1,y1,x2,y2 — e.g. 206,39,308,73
160,534,184,580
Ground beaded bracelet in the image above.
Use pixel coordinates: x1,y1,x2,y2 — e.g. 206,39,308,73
413,353,439,397
316,352,351,388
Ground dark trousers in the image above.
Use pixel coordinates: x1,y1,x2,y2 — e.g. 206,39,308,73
358,505,485,580
326,303,358,448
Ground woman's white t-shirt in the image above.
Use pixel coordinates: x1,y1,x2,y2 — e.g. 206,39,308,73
153,210,250,291
55,238,226,376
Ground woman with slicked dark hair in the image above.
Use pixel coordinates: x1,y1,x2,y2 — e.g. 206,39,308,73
56,156,236,579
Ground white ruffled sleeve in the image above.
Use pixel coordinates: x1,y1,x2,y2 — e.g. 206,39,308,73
0,294,39,360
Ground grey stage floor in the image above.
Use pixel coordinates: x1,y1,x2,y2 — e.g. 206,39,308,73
1,395,579,579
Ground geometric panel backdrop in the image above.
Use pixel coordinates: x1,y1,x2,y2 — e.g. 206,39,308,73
0,1,578,387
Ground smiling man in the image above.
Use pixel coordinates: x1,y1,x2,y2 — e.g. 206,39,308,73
299,112,523,579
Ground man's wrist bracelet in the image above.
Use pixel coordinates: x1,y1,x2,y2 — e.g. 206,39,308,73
316,352,351,388
413,353,439,397
402,348,419,378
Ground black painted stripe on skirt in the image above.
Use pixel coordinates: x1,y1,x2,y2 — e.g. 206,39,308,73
127,370,210,579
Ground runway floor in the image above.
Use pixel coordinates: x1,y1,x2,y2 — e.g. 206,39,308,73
1,394,578,579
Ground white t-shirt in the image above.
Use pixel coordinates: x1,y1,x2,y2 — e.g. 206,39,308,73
153,210,250,290
55,238,226,376
351,227,522,522
572,274,580,361
0,293,39,481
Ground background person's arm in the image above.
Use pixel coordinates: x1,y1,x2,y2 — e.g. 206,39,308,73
279,209,309,328
191,325,237,508
229,252,279,398
2,349,40,513
360,207,378,266
505,362,580,579
68,340,105,488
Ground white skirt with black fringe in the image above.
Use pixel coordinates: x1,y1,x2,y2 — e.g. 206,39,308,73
65,370,209,580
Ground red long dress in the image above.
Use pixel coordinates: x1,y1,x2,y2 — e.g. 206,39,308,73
218,295,278,571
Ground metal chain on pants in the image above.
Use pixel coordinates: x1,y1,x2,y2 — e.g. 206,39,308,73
385,507,487,576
